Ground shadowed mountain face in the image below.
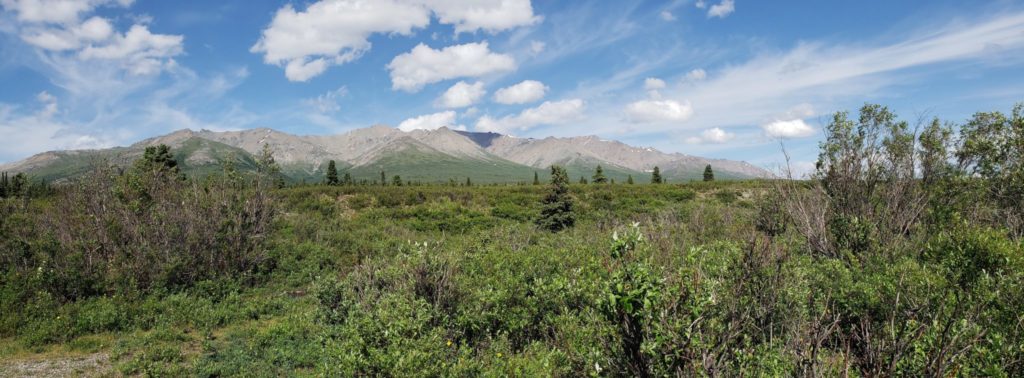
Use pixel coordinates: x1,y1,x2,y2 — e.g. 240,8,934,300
0,126,773,183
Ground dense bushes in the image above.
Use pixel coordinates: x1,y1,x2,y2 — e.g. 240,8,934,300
2,103,1023,376
1,150,276,347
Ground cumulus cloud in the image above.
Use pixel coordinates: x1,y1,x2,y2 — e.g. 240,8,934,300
79,24,184,75
685,127,734,144
425,0,541,34
707,0,734,18
493,79,547,104
644,77,666,90
3,0,183,76
388,42,516,92
625,99,693,123
685,68,707,81
695,0,707,9
251,0,429,82
437,81,486,108
763,119,815,138
659,10,675,21
251,0,538,81
476,99,584,133
398,110,461,131
1,0,132,24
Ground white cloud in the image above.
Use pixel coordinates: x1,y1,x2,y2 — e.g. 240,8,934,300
424,0,540,34
476,99,585,133
436,81,486,108
695,0,707,9
0,91,114,162
493,79,547,104
0,0,132,24
530,40,545,54
251,0,538,81
644,77,666,90
659,10,675,21
388,42,516,92
79,24,184,75
308,86,348,113
612,12,1024,136
685,127,734,144
707,0,734,18
624,99,693,123
685,68,707,81
251,0,430,82
36,90,57,117
398,110,459,131
763,119,815,139
5,0,183,77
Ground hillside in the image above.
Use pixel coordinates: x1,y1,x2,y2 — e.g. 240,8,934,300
0,126,773,183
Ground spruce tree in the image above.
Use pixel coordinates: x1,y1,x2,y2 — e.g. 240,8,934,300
703,164,715,182
393,175,403,186
465,177,472,186
342,172,352,185
651,166,663,184
0,172,7,198
627,174,634,185
592,165,608,184
380,170,386,186
10,173,27,197
537,165,575,232
533,171,540,185
326,160,339,185
139,144,179,175
259,143,284,188
579,176,588,184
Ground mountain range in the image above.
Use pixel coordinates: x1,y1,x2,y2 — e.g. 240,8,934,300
0,126,773,183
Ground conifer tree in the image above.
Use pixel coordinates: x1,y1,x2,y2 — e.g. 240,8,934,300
342,172,352,185
703,164,715,182
138,144,179,176
533,171,540,185
579,176,588,184
627,174,634,185
465,177,472,186
380,170,386,186
651,166,663,184
10,173,27,197
537,165,575,232
326,160,339,185
0,172,7,198
393,175,403,186
592,165,608,184
258,143,284,188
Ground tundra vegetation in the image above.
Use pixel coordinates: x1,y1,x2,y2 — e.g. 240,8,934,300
0,103,1022,376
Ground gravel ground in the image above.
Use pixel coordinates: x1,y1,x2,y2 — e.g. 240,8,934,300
0,353,111,377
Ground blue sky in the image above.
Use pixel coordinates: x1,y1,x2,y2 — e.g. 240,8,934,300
2,0,1024,174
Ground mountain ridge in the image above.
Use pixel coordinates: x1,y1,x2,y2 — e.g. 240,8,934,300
0,126,773,183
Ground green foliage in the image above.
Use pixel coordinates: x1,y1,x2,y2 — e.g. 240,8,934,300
592,165,608,184
536,165,575,232
3,101,1024,376
651,166,663,184
755,191,787,237
703,164,714,181
326,160,339,185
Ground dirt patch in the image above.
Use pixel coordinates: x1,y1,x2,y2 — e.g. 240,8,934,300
0,353,111,377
